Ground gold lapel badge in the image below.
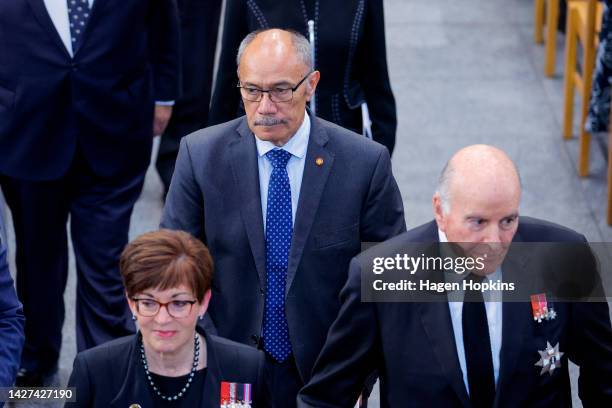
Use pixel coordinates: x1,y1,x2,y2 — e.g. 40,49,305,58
315,157,324,166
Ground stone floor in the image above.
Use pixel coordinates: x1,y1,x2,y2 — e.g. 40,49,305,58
3,0,611,406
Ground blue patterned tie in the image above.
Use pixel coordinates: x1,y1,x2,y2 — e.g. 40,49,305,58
262,149,293,362
67,0,91,50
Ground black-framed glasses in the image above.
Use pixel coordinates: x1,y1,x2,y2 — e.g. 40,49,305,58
237,70,314,103
131,298,197,318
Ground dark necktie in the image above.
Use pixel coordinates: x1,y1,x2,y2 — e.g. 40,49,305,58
67,0,91,50
262,149,293,362
462,275,495,408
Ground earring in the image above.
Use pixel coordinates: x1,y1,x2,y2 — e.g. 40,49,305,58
132,315,136,321
199,315,204,320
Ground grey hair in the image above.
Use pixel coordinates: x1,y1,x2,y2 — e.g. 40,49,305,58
436,161,454,215
236,28,314,71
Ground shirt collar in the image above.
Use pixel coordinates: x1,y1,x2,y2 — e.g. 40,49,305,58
255,112,310,159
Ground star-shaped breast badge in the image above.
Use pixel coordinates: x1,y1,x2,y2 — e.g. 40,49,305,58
535,341,564,375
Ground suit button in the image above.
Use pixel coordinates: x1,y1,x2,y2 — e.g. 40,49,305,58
250,334,259,345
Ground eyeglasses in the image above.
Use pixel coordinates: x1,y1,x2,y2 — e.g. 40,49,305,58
131,298,197,318
237,71,314,103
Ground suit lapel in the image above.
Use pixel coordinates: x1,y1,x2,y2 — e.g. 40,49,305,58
419,224,470,406
26,0,71,58
494,239,533,405
229,119,267,288
201,332,222,407
110,335,155,407
286,115,334,295
418,301,471,407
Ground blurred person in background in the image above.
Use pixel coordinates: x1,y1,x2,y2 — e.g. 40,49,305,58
156,0,223,197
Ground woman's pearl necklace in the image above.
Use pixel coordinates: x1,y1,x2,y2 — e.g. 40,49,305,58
140,333,200,401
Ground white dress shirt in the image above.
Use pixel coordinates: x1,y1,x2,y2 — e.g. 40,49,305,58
42,0,173,105
438,229,503,394
255,113,310,231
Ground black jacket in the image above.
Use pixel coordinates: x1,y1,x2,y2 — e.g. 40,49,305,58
298,217,612,407
209,0,397,154
66,331,267,407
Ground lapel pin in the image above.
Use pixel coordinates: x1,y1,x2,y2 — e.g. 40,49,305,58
535,341,564,375
315,157,324,166
129,405,142,408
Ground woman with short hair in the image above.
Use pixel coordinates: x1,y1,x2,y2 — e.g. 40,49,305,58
66,229,266,407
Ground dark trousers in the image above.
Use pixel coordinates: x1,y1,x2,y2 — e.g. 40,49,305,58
156,0,222,195
263,353,303,408
0,150,146,373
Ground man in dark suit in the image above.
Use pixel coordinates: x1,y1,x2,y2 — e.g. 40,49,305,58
0,208,25,388
156,0,223,196
0,0,180,385
298,145,612,407
161,29,405,407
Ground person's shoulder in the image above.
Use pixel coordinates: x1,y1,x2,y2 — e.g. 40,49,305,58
75,335,135,368
208,334,261,359
183,117,246,149
517,216,586,242
207,334,263,374
356,220,438,261
314,116,387,158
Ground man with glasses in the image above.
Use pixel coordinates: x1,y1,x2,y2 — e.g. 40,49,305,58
162,29,405,407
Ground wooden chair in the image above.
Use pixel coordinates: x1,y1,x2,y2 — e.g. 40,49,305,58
562,0,603,177
535,0,569,77
535,0,546,43
545,0,561,77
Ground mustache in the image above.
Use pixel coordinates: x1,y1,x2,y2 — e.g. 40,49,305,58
254,117,287,126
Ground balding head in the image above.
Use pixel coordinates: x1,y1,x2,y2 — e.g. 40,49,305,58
237,29,313,72
437,145,521,214
433,145,522,274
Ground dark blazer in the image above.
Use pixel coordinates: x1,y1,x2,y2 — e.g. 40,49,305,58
208,0,397,153
156,0,223,192
0,212,24,387
0,0,180,180
298,217,612,407
66,331,266,407
160,112,406,384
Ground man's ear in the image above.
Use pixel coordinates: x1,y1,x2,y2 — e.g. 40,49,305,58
305,70,321,101
433,193,446,232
